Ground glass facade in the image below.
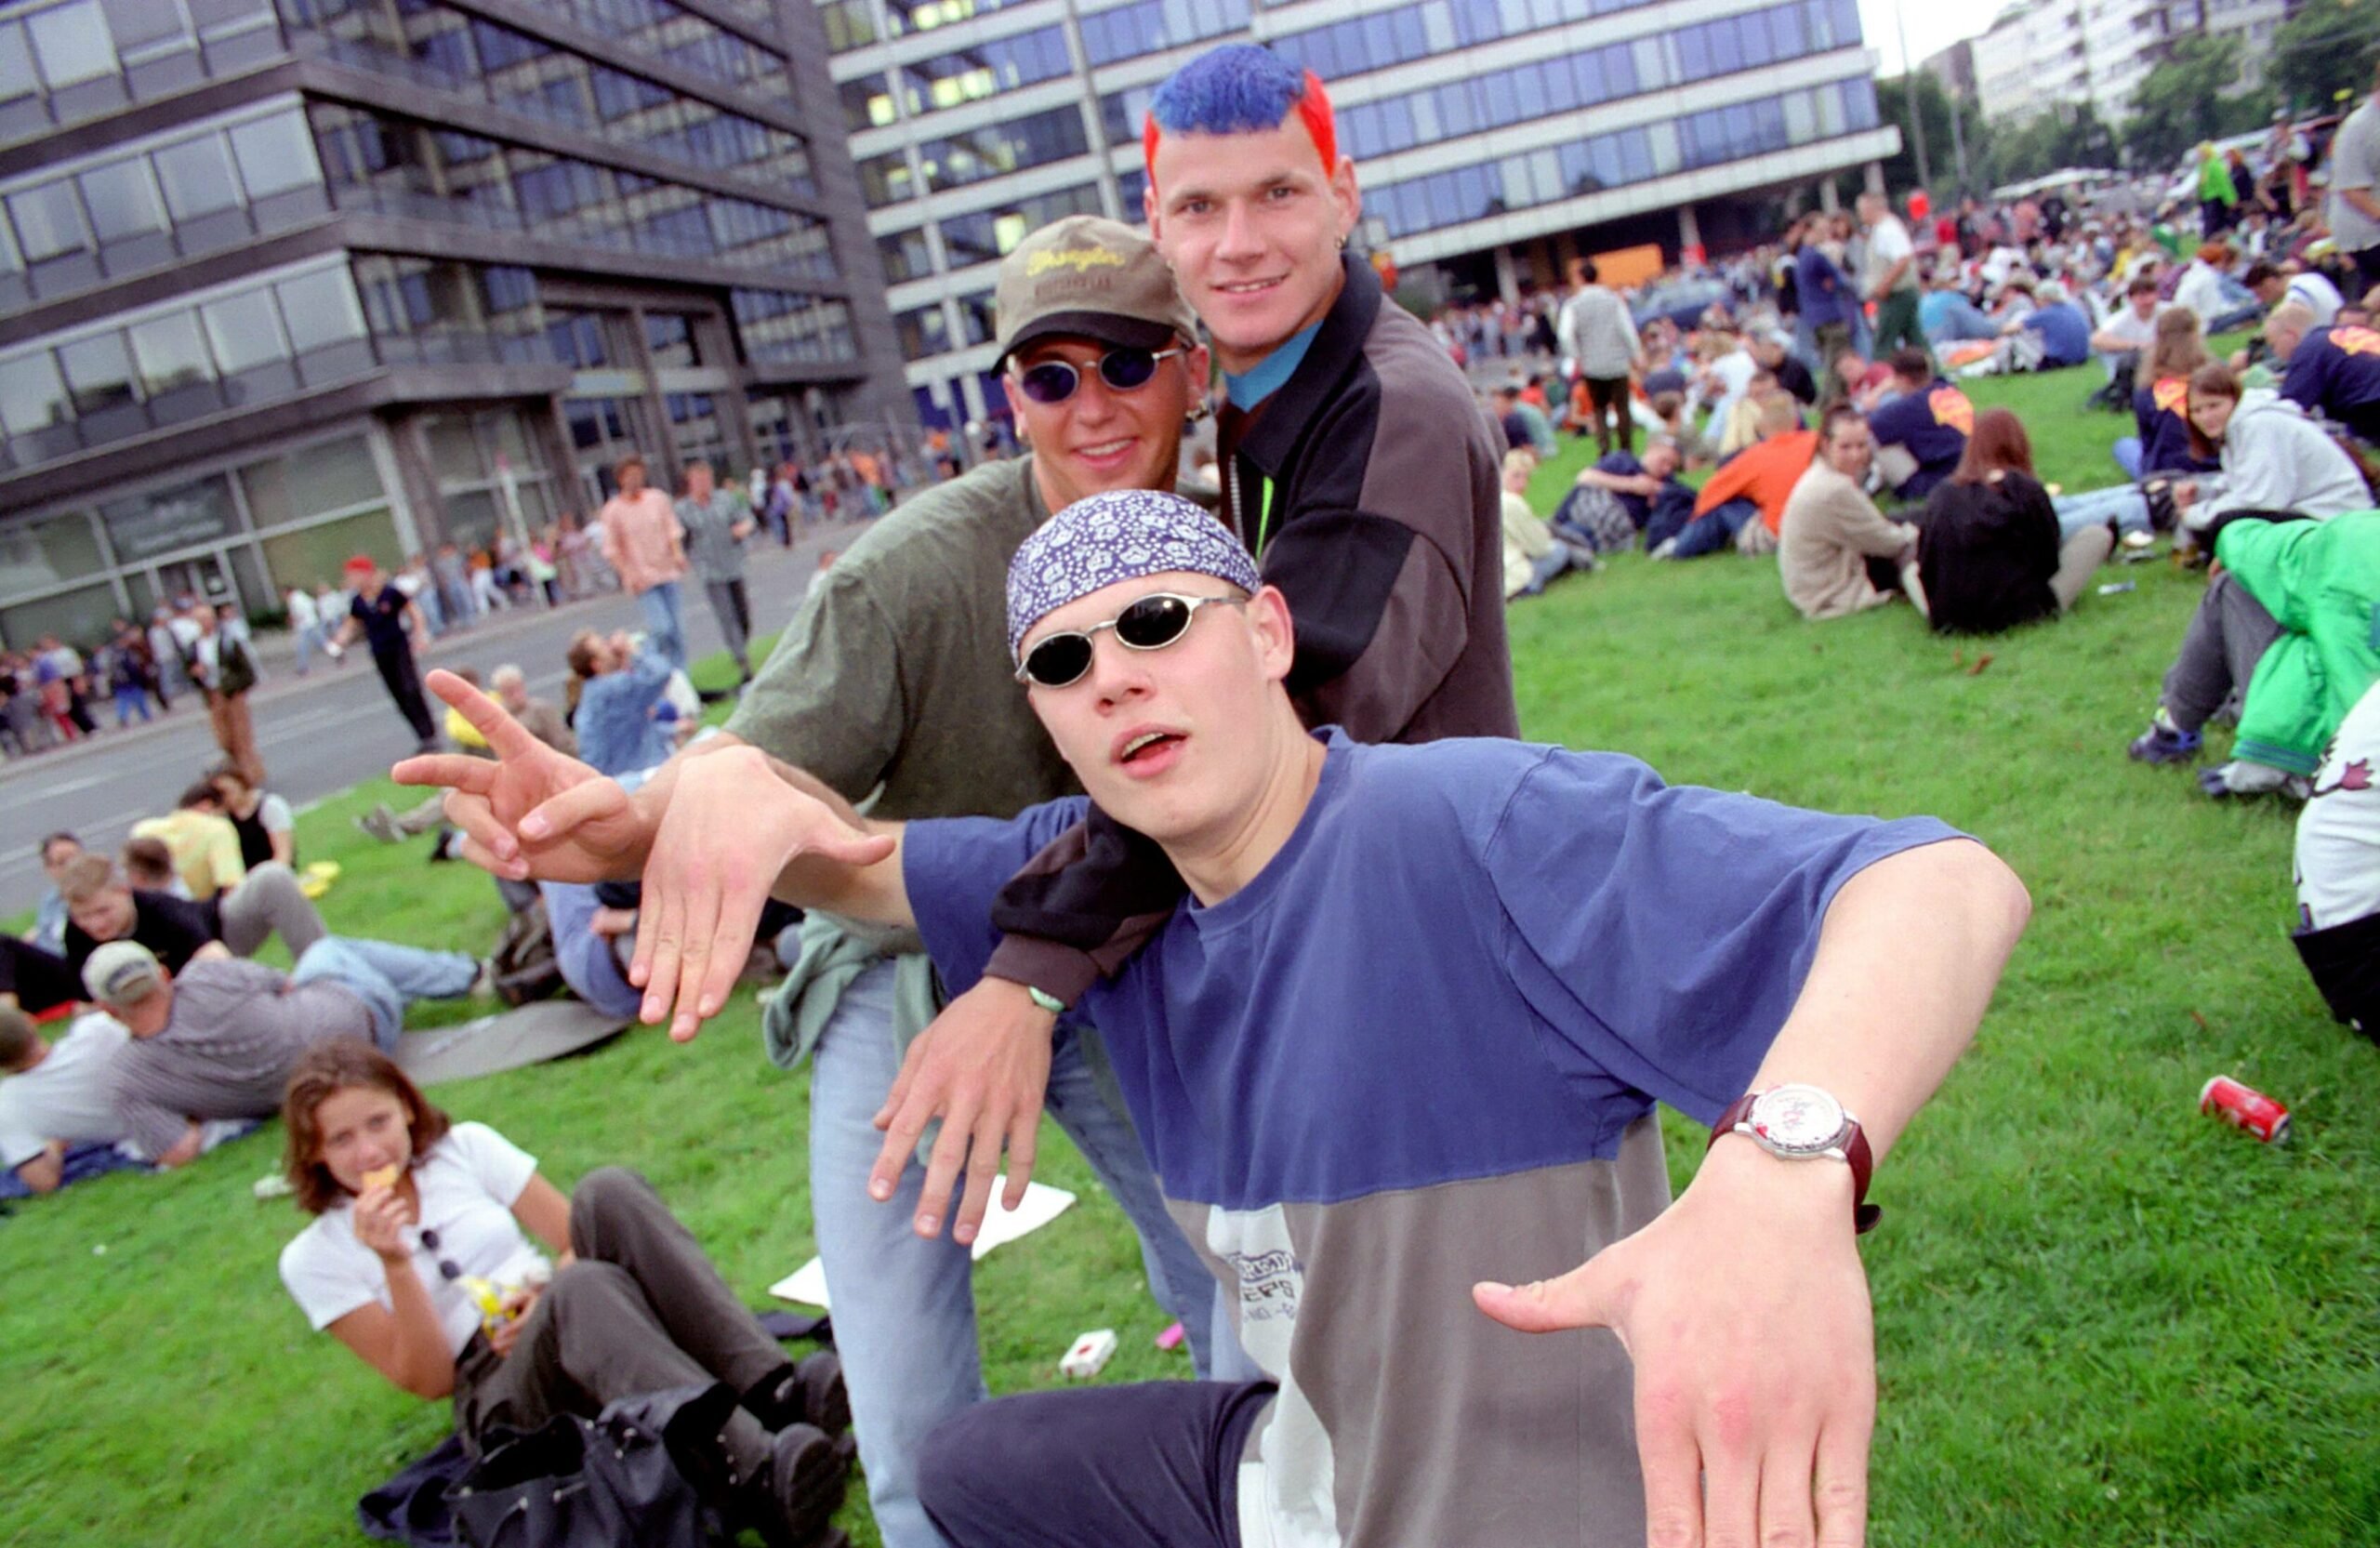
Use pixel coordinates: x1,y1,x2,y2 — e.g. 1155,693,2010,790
0,0,286,144
0,427,406,646
0,101,330,310
1365,79,1882,241
0,257,377,473
1,0,904,647
308,100,837,278
282,0,815,193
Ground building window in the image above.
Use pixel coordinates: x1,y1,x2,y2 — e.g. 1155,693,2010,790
895,303,951,362
939,182,1104,270
1077,0,1247,68
916,105,1090,194
645,311,702,368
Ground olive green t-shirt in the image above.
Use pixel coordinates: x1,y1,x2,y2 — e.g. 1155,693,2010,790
725,454,1078,820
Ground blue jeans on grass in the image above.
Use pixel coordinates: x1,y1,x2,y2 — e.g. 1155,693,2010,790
808,959,1235,1548
2051,484,2150,542
2111,437,2144,481
1655,496,1760,558
636,580,687,672
291,935,479,1051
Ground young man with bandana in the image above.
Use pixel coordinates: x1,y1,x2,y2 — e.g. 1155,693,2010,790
410,489,2026,1548
399,217,1228,1548
868,41,1517,1255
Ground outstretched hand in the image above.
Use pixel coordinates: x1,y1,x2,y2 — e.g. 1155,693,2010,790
627,745,893,1042
1474,1140,1875,1548
868,977,1058,1242
391,669,653,884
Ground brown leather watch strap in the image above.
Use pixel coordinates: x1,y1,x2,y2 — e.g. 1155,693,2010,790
1710,1092,1880,1235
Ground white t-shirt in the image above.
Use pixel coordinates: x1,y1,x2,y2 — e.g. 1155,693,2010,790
0,1013,132,1170
1865,216,1916,295
286,589,319,630
2285,272,2344,330
256,791,295,838
2099,305,2158,352
279,1121,550,1357
2296,680,2380,931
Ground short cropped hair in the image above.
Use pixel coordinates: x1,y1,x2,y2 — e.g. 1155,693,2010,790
40,831,79,862
1888,347,1931,383
121,837,177,888
1144,44,1334,197
2241,261,2280,288
613,453,646,481
58,853,122,906
2126,273,2161,297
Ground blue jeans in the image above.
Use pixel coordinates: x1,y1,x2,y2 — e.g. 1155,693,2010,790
2051,484,2150,542
1665,496,1759,558
541,882,641,1019
808,960,1232,1548
637,580,687,672
2111,438,2144,481
112,685,151,725
290,934,479,1050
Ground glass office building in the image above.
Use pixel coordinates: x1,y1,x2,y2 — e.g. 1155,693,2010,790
0,0,907,647
828,0,1899,431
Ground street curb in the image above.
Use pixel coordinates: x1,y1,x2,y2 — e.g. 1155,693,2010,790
0,524,867,787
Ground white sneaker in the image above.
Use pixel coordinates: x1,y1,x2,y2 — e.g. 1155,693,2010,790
1648,537,1679,561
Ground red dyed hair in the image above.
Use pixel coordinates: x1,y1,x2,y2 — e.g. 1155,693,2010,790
1142,70,1337,202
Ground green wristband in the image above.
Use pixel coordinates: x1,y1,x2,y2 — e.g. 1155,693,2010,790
1025,986,1067,1015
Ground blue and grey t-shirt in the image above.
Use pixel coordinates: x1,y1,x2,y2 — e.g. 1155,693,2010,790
906,732,1960,1548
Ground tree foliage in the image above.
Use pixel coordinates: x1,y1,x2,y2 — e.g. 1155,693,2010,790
2122,35,2272,171
1874,72,1980,196
2268,0,2380,115
1980,105,2119,191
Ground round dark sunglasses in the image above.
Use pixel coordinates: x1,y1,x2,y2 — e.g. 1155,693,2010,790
1014,347,1188,405
1014,592,1244,688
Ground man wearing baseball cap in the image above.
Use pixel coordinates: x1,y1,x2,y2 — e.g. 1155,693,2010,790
416,489,2025,1548
325,553,438,752
93,927,489,1171
398,213,1229,1547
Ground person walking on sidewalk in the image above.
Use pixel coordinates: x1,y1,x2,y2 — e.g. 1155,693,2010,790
192,606,264,786
598,455,690,672
675,458,757,685
328,555,439,754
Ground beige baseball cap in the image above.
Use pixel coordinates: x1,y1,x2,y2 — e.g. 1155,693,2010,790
84,940,165,1006
995,215,1198,366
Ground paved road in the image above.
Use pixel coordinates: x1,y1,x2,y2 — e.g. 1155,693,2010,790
0,528,860,917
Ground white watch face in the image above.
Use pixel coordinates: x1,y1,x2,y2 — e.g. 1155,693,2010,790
1748,1083,1847,1155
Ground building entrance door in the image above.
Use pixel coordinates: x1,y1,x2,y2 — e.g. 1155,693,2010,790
152,551,237,611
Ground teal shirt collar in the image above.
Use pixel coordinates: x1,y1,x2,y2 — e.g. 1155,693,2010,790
1222,322,1324,411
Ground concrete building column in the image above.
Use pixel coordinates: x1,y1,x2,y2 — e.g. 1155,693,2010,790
1677,204,1702,258
1493,244,1520,308
1819,181,1841,214
1864,161,1885,196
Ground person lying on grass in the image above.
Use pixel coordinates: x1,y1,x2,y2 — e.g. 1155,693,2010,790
398,490,2030,1548
274,1037,853,1548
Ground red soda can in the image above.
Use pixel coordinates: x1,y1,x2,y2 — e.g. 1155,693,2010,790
2199,1076,2292,1144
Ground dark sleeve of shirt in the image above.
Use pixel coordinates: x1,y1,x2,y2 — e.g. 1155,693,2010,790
2278,340,2328,417
132,893,218,973
0,937,82,1015
904,800,1093,999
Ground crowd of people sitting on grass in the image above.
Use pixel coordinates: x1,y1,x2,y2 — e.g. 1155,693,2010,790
6,42,2380,1548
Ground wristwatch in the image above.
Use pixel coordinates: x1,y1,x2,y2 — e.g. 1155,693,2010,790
1709,1083,1881,1234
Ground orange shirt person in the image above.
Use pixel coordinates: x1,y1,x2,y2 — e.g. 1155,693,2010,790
1694,400,1818,535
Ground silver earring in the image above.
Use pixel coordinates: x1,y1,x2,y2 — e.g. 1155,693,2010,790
1334,232,1347,251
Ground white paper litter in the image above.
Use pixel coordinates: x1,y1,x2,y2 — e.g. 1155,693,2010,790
768,1177,1078,1306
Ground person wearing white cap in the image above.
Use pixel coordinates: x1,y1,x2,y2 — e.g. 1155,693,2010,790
90,933,489,1170
408,487,2026,1548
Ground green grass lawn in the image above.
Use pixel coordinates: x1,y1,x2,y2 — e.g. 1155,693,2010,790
5,362,2376,1547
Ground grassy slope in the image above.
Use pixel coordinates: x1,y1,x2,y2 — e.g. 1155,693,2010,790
3,364,2375,1546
